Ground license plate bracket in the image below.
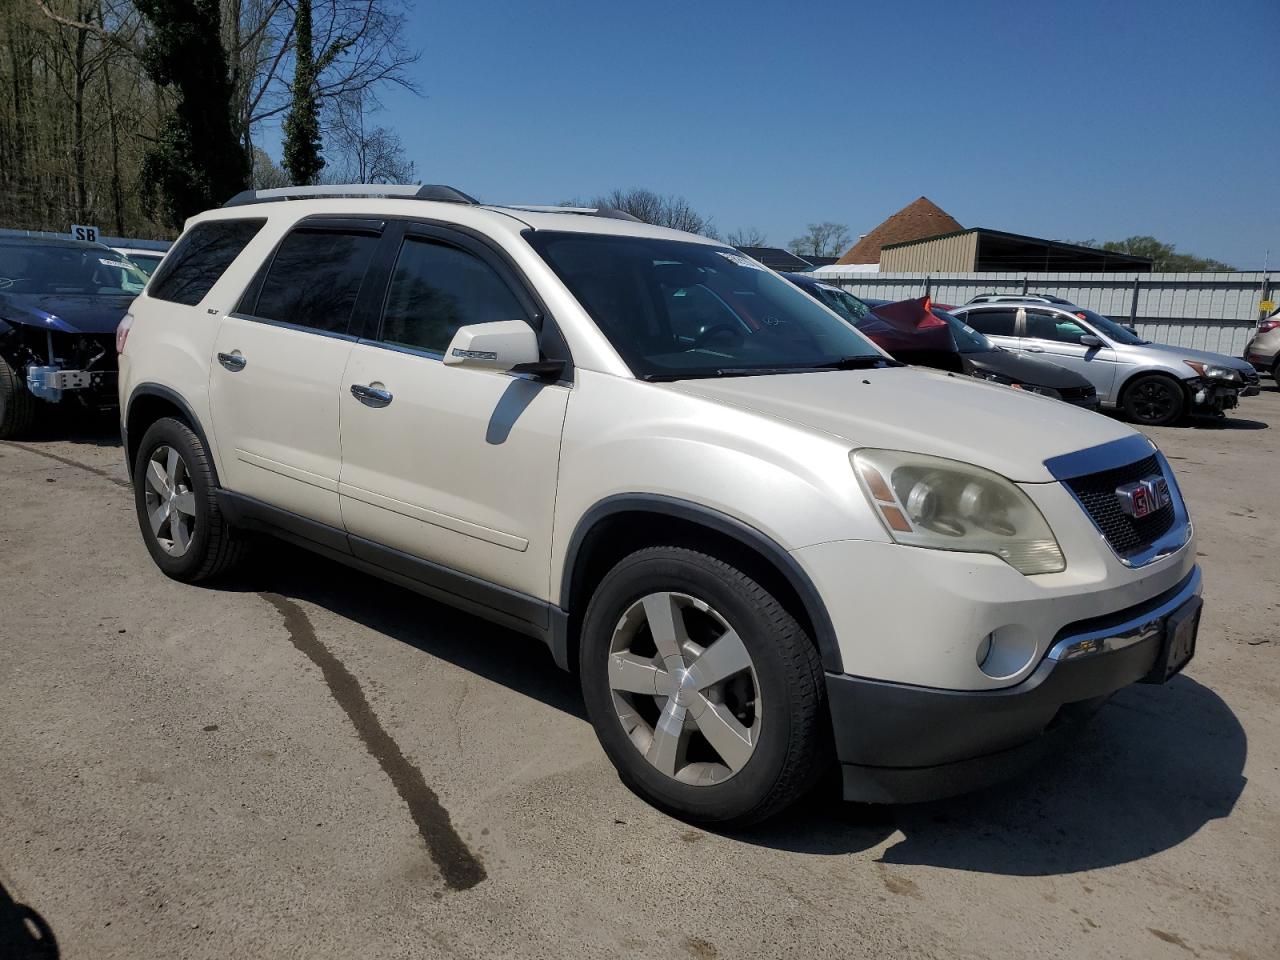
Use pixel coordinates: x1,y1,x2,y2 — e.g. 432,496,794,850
1141,595,1201,684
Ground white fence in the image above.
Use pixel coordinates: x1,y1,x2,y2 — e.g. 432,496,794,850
814,271,1275,357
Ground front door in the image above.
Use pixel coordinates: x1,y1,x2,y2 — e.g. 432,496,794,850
337,227,569,600
1019,308,1119,400
207,221,383,528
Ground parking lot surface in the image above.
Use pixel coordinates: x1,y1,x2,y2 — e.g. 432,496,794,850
2,392,1278,960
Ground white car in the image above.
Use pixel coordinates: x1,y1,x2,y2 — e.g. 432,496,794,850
117,185,1203,824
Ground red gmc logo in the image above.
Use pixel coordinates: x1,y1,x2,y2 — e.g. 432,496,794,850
1116,475,1171,519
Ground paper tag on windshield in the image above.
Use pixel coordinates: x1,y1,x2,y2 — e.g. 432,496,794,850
98,258,133,269
716,251,764,270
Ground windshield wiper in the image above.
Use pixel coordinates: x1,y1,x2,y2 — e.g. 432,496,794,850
811,355,902,370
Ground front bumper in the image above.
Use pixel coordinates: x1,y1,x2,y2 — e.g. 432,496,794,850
827,566,1202,803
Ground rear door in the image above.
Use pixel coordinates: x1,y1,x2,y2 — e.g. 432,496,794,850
337,223,570,600
958,307,1020,350
1020,308,1119,399
208,218,384,529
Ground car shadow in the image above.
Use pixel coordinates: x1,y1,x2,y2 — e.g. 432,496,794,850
217,543,1245,876
0,881,59,959
733,674,1247,874
19,409,121,447
1185,415,1268,431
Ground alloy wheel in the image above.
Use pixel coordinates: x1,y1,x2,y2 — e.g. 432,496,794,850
607,591,762,785
143,444,197,557
1131,379,1178,423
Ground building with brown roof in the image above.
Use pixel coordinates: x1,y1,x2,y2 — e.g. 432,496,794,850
836,197,963,266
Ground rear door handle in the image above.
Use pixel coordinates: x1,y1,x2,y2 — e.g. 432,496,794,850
350,383,393,408
1025,346,1045,353
217,351,247,371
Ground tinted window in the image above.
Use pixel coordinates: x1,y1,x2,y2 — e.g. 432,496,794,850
964,309,1017,336
1074,308,1146,345
527,232,885,380
150,219,264,306
1026,310,1089,344
252,229,378,335
379,238,526,354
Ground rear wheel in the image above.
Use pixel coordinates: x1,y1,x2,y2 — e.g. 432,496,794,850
1122,374,1185,427
133,417,245,581
579,546,828,826
0,353,38,439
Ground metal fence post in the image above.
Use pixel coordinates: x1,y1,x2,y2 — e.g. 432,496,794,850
1021,277,1029,295
1129,276,1141,327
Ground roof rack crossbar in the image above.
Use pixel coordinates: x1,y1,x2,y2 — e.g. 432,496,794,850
222,183,478,208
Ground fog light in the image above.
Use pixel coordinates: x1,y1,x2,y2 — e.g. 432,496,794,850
978,626,1038,680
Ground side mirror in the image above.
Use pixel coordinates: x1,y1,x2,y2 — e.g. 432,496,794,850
444,320,543,374
1079,334,1102,347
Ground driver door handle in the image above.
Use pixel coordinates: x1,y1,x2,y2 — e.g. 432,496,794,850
350,383,393,408
1024,346,1045,353
217,352,247,371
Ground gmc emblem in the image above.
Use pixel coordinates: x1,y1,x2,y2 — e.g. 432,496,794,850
1116,475,1171,519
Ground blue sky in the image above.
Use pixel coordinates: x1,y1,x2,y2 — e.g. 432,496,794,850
370,0,1279,268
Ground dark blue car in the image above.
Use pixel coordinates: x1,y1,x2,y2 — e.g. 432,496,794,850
0,237,146,436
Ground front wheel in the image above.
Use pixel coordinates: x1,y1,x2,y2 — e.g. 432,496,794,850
0,353,38,439
133,417,245,581
579,546,828,826
1122,374,1186,427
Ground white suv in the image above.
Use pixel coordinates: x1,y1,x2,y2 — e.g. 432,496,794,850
118,185,1203,824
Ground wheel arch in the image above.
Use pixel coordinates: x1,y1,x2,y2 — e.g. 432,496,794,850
124,384,218,485
558,494,842,675
1116,367,1190,406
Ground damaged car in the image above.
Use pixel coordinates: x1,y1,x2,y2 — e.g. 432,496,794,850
0,237,144,437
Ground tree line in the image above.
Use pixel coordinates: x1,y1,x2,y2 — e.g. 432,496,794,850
0,0,419,238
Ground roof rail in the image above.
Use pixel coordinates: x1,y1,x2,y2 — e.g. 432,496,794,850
222,183,478,208
501,204,643,223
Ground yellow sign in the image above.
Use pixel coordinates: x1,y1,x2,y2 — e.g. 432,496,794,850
1260,300,1276,313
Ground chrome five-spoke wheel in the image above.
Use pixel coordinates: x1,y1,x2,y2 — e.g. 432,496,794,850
608,591,761,785
144,444,197,556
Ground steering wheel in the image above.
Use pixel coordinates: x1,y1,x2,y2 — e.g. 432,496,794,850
691,323,743,349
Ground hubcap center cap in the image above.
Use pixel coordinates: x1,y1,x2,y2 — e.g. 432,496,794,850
672,667,699,708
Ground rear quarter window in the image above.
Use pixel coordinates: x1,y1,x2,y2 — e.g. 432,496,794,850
963,309,1018,337
149,219,266,306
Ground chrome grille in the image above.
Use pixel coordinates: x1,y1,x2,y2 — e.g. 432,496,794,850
1063,455,1177,555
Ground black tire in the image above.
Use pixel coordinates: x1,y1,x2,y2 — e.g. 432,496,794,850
1272,359,1280,391
579,546,829,826
0,352,38,439
1122,373,1186,426
133,416,245,582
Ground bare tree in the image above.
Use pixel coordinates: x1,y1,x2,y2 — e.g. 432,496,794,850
787,222,852,259
727,227,768,247
590,188,719,238
324,89,415,183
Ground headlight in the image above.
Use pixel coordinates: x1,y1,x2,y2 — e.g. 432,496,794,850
1184,360,1241,382
852,449,1066,575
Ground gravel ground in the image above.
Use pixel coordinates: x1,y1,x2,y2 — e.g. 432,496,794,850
1,388,1277,960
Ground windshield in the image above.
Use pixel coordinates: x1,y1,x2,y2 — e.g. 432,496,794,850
527,232,888,379
1075,308,1147,345
0,243,148,296
936,308,996,353
123,253,163,278
813,283,871,323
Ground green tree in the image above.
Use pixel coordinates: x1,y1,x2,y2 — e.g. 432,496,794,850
282,0,324,185
135,0,249,228
1100,236,1235,272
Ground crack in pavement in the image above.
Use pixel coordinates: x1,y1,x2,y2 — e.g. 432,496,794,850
0,441,131,489
260,593,487,891
1,442,487,891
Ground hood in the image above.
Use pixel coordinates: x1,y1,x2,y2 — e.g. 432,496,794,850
663,366,1136,483
0,291,133,335
964,349,1092,389
1130,340,1254,375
